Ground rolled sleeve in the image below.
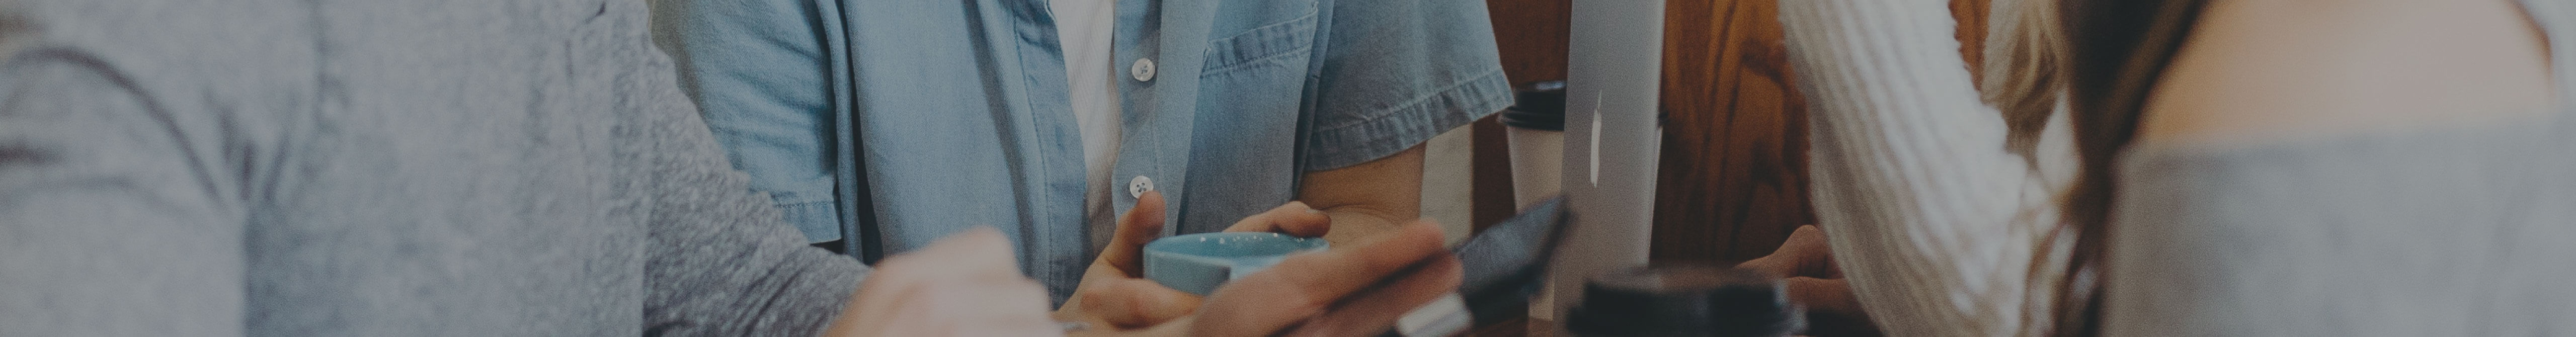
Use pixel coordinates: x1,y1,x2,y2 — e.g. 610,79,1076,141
1300,0,1514,171
628,50,869,334
650,0,843,242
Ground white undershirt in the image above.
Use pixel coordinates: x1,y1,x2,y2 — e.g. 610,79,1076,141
1052,0,1122,250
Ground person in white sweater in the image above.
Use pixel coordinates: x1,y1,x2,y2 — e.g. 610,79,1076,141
1738,0,2079,335
1751,0,2574,336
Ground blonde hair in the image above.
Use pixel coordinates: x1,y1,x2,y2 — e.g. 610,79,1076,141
1979,0,2065,159
1978,0,2087,334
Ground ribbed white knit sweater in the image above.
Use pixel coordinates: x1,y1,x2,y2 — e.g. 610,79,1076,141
1779,0,2078,335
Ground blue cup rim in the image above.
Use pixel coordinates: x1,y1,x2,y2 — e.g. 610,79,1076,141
1143,232,1329,295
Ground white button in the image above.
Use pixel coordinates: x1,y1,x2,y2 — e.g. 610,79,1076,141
1128,176,1155,198
1130,58,1157,82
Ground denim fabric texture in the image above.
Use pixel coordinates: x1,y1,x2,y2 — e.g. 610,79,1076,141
651,0,1512,301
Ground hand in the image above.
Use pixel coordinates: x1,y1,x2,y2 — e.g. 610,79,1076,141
824,227,1063,336
1736,224,1875,336
1070,220,1461,336
1056,191,1334,329
1190,220,1459,336
1737,224,1839,279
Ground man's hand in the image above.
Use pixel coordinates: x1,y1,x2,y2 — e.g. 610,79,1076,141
1055,191,1335,329
1189,220,1460,336
1069,220,1461,336
823,227,1063,336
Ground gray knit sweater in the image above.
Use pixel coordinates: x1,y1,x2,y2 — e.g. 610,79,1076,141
0,0,867,335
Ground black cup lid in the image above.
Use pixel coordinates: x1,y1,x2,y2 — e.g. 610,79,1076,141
1565,266,1802,337
1500,80,1567,131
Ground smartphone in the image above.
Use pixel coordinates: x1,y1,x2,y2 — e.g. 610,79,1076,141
1391,196,1570,336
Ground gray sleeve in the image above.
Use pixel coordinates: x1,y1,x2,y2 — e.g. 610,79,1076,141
2101,120,2576,336
647,0,845,243
622,43,871,335
0,47,248,336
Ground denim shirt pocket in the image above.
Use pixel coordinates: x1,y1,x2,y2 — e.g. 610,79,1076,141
1198,8,1320,78
1180,4,1323,232
1194,4,1322,134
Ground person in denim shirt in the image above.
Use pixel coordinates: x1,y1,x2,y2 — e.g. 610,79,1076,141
647,0,1513,308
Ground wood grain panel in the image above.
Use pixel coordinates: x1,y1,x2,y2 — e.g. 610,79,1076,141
1644,0,1990,263
1467,0,1989,334
1472,0,1571,231
1650,0,1815,266
1641,0,1998,266
1955,0,1991,81
1485,0,1571,85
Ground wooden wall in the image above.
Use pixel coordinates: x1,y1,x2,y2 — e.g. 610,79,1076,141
1476,0,1989,265
1469,0,1570,231
1472,1,1989,334
1646,0,1815,266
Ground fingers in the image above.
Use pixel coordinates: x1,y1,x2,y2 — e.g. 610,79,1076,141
1283,254,1463,336
915,226,1023,279
864,226,1019,294
1077,278,1203,328
1067,316,1195,337
1784,277,1862,317
1739,224,1839,279
1101,192,1170,275
1784,225,1841,278
1191,221,1450,336
937,277,1064,335
1222,201,1332,237
1735,256,1789,278
829,227,1058,336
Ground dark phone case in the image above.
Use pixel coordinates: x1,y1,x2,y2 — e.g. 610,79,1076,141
1449,197,1569,325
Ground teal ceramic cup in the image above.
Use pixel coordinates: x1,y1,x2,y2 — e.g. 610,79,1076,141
1143,232,1331,295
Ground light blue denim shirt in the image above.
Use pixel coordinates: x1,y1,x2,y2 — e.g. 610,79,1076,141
649,0,1510,300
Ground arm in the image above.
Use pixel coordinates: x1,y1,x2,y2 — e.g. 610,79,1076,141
1299,0,1513,243
1299,145,1423,244
646,0,844,243
1778,1,2064,335
625,40,871,334
0,46,246,335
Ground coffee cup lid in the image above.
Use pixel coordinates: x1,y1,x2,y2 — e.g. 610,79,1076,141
1565,265,1803,336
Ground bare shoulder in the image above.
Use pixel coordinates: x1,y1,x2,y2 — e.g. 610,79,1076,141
2137,0,2556,146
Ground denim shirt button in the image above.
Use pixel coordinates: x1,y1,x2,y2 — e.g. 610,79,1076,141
1129,58,1156,81
1128,176,1155,198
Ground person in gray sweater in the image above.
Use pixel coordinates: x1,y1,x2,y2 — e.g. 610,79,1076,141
0,0,1456,335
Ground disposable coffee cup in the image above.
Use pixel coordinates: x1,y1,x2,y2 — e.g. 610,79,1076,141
1502,80,1567,211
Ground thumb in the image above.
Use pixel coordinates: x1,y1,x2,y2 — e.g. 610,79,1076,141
1101,191,1169,276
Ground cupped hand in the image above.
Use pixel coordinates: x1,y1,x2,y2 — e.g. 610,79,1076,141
1188,220,1460,336
1069,220,1459,337
1056,192,1337,329
825,227,1063,336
